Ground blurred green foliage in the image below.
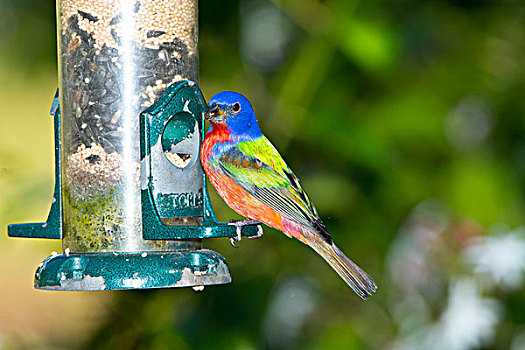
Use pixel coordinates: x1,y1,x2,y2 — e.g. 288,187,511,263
1,0,525,349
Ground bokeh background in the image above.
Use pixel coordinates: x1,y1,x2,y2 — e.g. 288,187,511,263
1,0,525,349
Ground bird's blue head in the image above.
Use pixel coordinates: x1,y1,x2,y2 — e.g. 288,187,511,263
205,91,262,138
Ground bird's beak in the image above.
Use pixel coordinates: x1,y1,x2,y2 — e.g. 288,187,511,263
205,103,226,122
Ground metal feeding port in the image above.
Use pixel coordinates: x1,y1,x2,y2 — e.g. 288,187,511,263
8,0,260,291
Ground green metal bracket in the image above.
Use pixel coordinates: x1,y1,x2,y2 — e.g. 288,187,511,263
8,89,62,239
140,80,259,240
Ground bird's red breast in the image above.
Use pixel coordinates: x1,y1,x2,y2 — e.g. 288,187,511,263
201,122,231,167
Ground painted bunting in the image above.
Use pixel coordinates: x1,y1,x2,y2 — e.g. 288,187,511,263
200,91,377,299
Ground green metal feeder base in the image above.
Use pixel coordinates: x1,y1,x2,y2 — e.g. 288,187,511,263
35,249,231,291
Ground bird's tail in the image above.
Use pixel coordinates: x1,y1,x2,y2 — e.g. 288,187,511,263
309,236,377,300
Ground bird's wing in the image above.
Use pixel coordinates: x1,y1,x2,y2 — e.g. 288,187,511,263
218,136,330,240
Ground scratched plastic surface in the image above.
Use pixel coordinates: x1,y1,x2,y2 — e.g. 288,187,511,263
57,0,199,252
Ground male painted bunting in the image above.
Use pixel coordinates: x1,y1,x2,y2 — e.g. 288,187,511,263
200,91,377,299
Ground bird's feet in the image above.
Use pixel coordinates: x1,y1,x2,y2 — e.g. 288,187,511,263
227,220,264,248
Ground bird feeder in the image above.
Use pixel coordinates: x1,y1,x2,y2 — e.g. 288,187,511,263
8,0,260,291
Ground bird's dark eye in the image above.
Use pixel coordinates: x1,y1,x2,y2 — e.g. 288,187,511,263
232,102,241,113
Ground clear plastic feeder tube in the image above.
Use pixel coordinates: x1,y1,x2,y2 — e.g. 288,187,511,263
58,0,199,252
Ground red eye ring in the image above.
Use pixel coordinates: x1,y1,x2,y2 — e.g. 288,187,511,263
232,102,241,113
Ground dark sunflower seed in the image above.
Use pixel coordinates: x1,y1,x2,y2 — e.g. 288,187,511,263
78,10,98,22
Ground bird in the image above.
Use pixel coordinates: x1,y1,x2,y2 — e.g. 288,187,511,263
200,91,377,299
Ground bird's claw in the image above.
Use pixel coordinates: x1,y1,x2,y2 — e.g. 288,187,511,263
229,237,238,248
228,225,242,248
227,220,263,248
248,225,264,240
